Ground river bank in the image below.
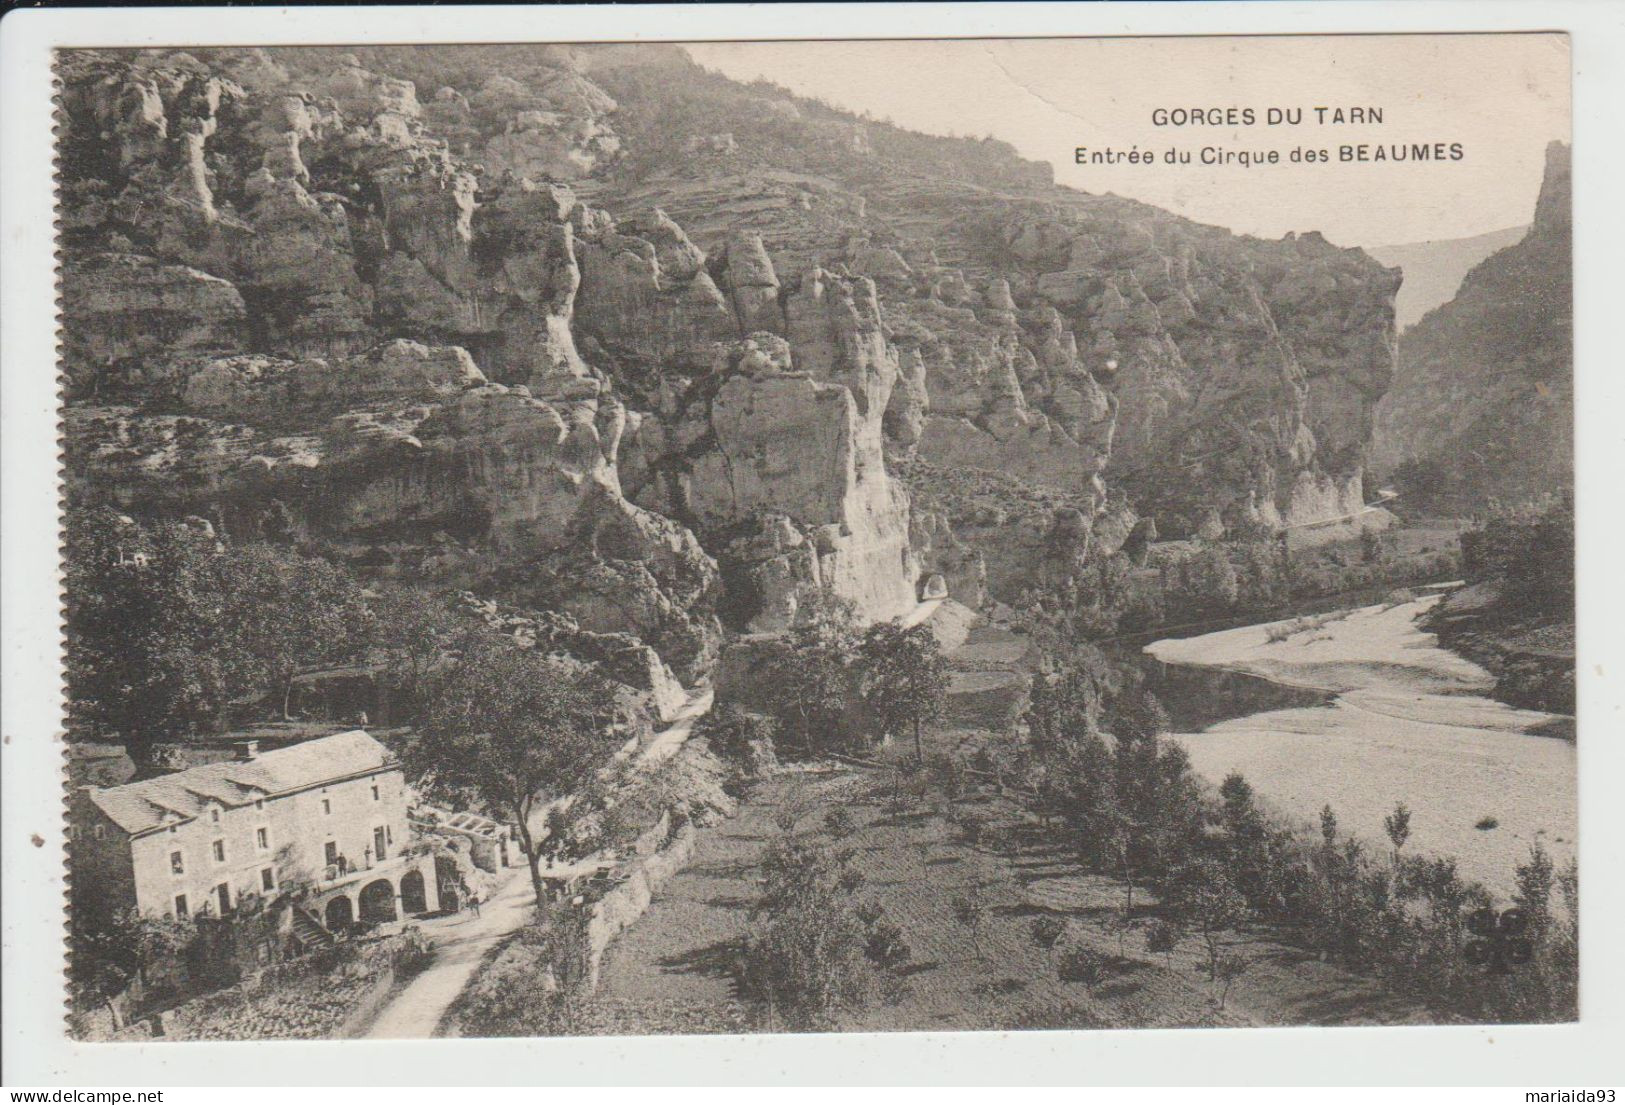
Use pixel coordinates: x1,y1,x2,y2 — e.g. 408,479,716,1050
1145,595,1576,897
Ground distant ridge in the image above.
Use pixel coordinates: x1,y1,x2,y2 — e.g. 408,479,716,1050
1369,225,1528,330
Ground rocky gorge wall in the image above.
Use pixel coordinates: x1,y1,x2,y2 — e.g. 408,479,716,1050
1371,141,1572,511
571,48,1400,550
58,44,1405,675
57,48,929,688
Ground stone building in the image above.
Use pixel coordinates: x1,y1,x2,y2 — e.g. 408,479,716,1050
70,730,439,934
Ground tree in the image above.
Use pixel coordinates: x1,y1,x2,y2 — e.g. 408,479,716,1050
409,629,624,908
698,703,778,773
369,585,461,718
1514,841,1556,941
64,509,236,768
65,508,377,768
1383,802,1413,865
224,543,370,720
1164,546,1240,624
1022,648,1118,754
1214,951,1250,1009
951,889,991,962
738,838,886,1029
1220,772,1271,905
70,905,195,1006
1144,919,1180,968
1167,859,1249,981
859,621,949,762
759,597,858,755
1030,915,1066,978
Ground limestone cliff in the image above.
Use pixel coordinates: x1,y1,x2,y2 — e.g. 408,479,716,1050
59,43,1406,656
1371,142,1571,512
566,48,1399,546
58,50,716,696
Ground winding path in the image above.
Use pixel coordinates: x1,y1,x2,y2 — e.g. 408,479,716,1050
359,683,716,1038
361,597,942,1037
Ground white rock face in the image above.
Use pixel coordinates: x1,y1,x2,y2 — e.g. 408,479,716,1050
632,268,923,628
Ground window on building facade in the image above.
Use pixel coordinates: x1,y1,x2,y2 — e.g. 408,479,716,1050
322,798,331,815
256,827,269,851
324,840,339,867
261,867,275,892
93,824,105,840
215,883,230,914
210,808,220,824
372,783,380,801
254,799,264,812
212,839,225,863
170,850,184,874
174,894,188,918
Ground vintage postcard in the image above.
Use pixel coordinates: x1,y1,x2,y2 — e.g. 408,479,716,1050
5,8,1605,1082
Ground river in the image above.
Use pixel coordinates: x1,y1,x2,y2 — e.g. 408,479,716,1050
1144,595,1576,897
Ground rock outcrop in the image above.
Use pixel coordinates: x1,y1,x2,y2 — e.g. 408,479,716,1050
569,50,1399,547
59,43,1411,675
1372,142,1571,511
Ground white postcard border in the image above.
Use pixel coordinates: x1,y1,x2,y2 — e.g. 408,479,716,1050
4,1,1623,1086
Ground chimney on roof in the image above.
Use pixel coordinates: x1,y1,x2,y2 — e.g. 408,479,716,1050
235,740,260,762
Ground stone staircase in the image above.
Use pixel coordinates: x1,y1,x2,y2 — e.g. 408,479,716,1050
289,907,335,952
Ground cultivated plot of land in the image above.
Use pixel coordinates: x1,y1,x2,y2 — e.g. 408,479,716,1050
580,747,1429,1034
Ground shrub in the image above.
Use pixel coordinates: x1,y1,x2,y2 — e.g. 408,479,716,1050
823,806,856,839
698,703,778,776
387,925,435,977
957,813,985,848
737,838,895,1030
1058,946,1108,992
859,908,912,972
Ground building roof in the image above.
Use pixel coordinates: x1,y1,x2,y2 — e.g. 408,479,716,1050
85,730,395,836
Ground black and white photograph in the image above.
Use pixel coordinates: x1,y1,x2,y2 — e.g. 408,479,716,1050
6,13,1604,1077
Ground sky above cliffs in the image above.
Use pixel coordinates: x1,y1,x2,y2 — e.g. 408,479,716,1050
689,34,1569,249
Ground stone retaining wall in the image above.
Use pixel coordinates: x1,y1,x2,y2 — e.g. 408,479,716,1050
580,822,699,991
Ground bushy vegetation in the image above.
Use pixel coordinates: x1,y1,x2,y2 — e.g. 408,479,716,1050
82,926,431,1041
65,507,368,765
63,506,483,766
735,836,912,1030
1433,495,1574,713
1021,525,1459,645
1459,495,1573,616
751,596,949,760
696,702,779,786
1004,647,1578,1022
452,903,595,1037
